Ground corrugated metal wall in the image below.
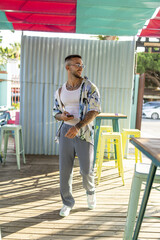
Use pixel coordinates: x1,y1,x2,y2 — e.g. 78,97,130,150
20,36,135,155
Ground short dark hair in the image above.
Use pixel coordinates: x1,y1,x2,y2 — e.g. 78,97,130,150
65,54,82,62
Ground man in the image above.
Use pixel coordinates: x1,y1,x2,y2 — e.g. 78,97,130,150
53,54,101,217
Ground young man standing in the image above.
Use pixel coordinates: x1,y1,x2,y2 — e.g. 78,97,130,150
53,54,101,217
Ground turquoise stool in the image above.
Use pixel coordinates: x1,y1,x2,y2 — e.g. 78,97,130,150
0,124,26,170
123,163,160,240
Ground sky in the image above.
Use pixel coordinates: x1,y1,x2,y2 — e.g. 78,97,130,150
0,30,134,45
1,30,96,47
0,30,145,52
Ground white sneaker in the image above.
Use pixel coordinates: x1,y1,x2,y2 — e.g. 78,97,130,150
87,193,96,209
59,205,71,217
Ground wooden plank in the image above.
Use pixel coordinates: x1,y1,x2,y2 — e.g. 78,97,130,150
144,42,160,47
0,149,160,240
97,113,127,118
131,138,160,162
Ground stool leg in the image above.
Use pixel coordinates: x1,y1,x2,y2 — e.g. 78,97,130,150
139,151,142,163
15,129,21,170
20,129,26,164
136,132,142,163
96,131,101,171
117,140,121,176
96,134,101,164
116,140,120,174
110,138,117,167
3,131,9,164
97,136,105,185
122,132,127,159
117,137,125,185
113,139,118,167
113,138,118,166
134,133,139,163
123,173,142,240
135,147,139,163
107,139,111,160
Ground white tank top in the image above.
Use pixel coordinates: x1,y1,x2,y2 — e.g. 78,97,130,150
60,83,81,126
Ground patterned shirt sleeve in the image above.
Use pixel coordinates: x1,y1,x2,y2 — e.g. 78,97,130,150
87,82,101,113
53,90,63,117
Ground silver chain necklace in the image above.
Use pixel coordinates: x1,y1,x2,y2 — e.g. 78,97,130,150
66,82,81,90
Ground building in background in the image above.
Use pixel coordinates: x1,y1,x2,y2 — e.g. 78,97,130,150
11,70,20,105
0,59,20,107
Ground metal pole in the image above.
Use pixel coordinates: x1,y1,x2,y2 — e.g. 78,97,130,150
132,163,157,239
136,73,145,130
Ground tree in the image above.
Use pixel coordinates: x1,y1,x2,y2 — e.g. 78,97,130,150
0,42,21,65
137,52,160,87
97,35,119,40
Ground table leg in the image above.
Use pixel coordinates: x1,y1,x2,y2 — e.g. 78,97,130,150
112,119,119,132
112,119,119,161
94,118,101,167
132,163,157,240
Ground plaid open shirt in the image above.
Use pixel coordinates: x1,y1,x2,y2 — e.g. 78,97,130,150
53,76,101,144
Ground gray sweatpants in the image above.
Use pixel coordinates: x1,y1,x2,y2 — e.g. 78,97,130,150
59,123,95,208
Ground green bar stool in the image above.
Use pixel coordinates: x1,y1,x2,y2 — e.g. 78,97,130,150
123,163,160,240
0,124,26,170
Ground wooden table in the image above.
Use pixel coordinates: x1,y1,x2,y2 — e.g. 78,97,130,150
94,113,127,166
130,138,160,240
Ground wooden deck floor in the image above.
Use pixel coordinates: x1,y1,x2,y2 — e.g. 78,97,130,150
0,145,160,239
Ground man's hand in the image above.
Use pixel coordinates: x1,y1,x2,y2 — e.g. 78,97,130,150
65,110,99,139
55,111,74,121
65,126,79,139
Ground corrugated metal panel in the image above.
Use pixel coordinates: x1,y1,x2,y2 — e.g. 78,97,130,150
20,36,135,155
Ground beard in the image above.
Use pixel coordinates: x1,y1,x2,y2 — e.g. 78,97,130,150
72,72,82,79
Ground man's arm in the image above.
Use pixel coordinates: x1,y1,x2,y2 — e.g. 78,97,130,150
65,110,99,139
75,111,99,130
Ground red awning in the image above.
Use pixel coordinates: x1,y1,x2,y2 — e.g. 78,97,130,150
0,0,77,33
0,1,159,36
139,8,160,37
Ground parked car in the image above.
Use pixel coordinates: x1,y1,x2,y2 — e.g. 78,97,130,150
143,101,160,110
142,106,160,119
